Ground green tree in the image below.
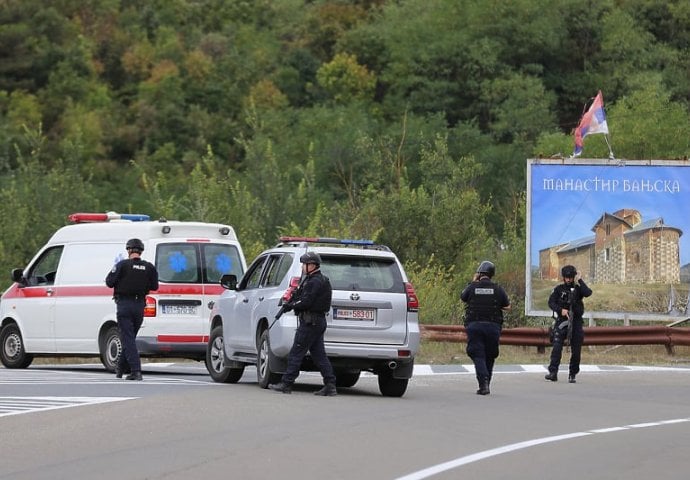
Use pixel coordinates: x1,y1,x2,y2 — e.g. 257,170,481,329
316,53,376,104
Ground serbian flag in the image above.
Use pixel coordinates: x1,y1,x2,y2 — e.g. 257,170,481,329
573,90,609,156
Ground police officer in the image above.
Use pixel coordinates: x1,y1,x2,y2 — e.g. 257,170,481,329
105,238,159,381
546,265,592,383
460,261,511,395
269,251,337,396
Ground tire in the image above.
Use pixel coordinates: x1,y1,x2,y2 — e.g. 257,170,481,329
378,371,409,397
0,323,34,369
335,370,361,388
206,325,244,383
99,325,121,372
257,329,281,388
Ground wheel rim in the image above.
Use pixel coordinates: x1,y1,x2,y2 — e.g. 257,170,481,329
4,332,21,359
209,336,224,373
258,336,269,380
107,335,122,367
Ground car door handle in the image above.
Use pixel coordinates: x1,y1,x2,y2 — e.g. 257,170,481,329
46,288,54,296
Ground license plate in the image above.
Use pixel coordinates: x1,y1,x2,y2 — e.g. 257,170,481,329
162,305,198,315
333,307,375,321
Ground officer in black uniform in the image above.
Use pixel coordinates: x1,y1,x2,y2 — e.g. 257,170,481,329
460,261,511,395
269,251,337,396
546,265,592,383
105,238,159,381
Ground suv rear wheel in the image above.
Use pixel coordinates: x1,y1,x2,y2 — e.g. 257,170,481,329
207,325,245,383
257,329,281,388
378,370,408,397
335,370,361,388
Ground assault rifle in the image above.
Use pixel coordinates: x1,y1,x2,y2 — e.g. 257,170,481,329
270,275,306,328
274,298,294,321
565,287,575,346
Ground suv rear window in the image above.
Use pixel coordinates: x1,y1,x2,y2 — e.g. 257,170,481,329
320,255,404,293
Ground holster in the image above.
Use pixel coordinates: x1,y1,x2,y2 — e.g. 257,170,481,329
299,311,320,325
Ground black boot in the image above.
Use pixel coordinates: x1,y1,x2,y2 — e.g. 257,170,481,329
115,364,131,379
268,381,293,394
314,383,337,396
126,371,143,381
545,372,558,382
476,377,490,395
568,374,576,383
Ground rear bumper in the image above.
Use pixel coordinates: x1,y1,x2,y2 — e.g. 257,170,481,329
136,337,206,359
269,330,420,379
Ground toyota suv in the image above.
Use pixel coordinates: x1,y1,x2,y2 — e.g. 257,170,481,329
205,236,420,397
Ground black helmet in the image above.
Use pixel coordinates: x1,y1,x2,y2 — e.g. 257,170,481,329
561,265,577,278
299,251,321,265
476,261,495,278
126,238,145,252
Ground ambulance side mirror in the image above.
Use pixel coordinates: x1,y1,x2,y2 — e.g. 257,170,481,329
11,268,26,286
220,274,238,291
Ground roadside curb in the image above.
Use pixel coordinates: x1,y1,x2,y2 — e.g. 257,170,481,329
413,364,690,376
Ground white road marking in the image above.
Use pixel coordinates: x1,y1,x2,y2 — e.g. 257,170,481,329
0,396,135,418
0,369,211,385
395,417,690,480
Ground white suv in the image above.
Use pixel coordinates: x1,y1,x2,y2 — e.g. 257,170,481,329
206,237,420,397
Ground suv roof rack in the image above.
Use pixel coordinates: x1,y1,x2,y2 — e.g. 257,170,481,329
276,236,391,252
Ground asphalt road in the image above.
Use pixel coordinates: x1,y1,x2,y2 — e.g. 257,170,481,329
1,362,689,480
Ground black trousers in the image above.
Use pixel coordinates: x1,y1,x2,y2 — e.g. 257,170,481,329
116,298,145,373
282,316,336,385
466,321,502,381
548,319,584,376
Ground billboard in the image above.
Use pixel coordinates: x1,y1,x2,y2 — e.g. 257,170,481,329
526,158,690,321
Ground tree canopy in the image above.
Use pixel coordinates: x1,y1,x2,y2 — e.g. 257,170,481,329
1,0,688,325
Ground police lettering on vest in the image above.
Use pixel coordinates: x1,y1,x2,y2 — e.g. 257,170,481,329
462,280,508,324
106,258,158,298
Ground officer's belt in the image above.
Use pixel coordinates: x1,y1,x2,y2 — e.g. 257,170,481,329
465,319,502,325
115,294,146,300
299,311,325,324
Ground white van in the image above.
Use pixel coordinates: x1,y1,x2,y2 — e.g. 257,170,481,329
0,212,246,371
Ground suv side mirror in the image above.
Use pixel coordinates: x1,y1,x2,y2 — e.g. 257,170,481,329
11,268,26,285
220,274,238,290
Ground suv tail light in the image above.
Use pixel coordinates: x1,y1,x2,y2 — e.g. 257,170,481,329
282,276,301,302
405,282,419,311
144,296,157,317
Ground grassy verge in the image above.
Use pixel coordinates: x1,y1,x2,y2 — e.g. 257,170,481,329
418,340,690,366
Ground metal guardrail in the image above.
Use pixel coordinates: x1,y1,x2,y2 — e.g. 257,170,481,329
421,325,690,353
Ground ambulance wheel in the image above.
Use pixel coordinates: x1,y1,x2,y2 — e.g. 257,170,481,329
257,329,280,388
206,325,244,383
0,323,34,369
100,325,121,372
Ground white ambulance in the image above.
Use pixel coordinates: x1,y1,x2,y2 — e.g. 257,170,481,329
0,212,246,371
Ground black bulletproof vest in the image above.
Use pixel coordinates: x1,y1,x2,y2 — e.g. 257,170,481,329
116,259,152,296
464,281,503,324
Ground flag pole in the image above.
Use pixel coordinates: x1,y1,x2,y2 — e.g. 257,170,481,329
604,134,615,160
